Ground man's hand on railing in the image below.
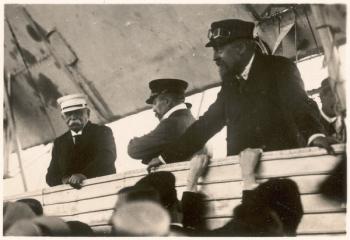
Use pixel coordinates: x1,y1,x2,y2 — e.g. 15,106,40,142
186,150,211,192
61,176,70,185
310,136,339,155
239,148,262,190
147,158,164,173
68,174,87,189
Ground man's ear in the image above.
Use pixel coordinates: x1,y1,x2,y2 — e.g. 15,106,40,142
61,112,66,120
86,108,90,117
161,95,169,105
237,41,247,55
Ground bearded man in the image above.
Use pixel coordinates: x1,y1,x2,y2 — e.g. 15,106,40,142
157,19,334,164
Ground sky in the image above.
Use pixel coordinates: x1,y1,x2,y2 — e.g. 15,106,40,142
4,45,345,196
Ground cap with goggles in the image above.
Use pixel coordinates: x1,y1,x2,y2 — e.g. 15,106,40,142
205,19,255,47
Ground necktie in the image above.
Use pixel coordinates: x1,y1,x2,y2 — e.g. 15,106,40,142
73,134,82,144
236,75,246,93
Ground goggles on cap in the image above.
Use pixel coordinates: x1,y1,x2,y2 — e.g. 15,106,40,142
207,27,232,41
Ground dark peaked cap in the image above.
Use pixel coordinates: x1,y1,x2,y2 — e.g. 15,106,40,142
206,19,255,47
146,78,188,104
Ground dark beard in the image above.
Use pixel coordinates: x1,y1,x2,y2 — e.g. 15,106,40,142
219,67,236,82
155,112,162,120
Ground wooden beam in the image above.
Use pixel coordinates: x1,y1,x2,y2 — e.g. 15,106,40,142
42,153,343,205
3,73,28,191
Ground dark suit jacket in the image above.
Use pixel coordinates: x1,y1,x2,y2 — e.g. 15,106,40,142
320,115,336,137
167,191,207,236
161,52,325,162
46,122,117,187
181,191,207,230
128,108,195,164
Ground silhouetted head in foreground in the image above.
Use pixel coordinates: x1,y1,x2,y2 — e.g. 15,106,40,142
16,198,43,216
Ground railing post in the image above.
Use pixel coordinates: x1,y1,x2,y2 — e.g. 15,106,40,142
4,73,28,191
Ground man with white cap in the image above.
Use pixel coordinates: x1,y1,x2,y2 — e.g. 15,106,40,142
46,93,117,188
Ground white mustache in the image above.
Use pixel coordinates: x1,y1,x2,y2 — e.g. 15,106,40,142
69,120,82,126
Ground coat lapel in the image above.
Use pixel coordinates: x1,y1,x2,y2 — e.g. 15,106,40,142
245,52,270,94
222,52,272,123
60,132,74,174
77,121,92,151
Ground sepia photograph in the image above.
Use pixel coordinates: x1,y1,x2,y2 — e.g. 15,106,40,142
2,1,347,237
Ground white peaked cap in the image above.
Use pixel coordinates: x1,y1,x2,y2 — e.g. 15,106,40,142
57,93,88,113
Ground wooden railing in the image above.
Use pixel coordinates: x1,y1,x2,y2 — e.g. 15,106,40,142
4,144,346,236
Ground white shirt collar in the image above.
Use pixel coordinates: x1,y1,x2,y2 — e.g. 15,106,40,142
239,53,255,81
71,130,83,137
320,109,337,123
162,103,187,120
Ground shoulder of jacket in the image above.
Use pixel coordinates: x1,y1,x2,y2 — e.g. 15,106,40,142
264,54,295,67
89,122,113,134
169,109,194,119
54,131,70,144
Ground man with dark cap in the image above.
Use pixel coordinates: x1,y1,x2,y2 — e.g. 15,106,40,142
46,93,117,188
157,19,335,164
128,79,197,167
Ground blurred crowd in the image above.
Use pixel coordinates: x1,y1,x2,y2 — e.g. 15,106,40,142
6,147,344,237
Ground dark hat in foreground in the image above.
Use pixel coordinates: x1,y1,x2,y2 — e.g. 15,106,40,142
16,198,43,216
146,79,188,104
66,221,94,236
115,185,161,210
135,171,178,208
252,178,303,235
206,19,255,47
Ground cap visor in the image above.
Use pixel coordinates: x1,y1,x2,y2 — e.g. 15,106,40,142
62,106,87,113
205,41,213,47
146,97,155,104
205,38,234,48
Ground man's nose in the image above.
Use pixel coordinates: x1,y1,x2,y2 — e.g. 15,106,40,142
70,113,79,119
